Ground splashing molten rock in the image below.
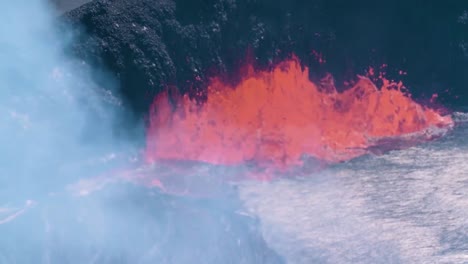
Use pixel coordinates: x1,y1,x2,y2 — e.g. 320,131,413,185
146,58,453,171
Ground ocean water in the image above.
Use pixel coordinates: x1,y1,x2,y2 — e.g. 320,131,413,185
239,112,468,263
2,114,466,263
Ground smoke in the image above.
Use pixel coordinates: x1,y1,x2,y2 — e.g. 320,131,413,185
0,2,281,264
0,0,149,262
0,0,130,196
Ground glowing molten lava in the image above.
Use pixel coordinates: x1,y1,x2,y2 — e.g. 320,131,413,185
146,58,452,170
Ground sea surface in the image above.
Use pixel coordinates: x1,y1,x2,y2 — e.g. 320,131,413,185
1,113,467,264
239,112,468,263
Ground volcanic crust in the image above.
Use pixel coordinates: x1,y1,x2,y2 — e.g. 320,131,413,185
65,0,468,116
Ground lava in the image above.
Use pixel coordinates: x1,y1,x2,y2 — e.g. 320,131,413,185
145,57,453,170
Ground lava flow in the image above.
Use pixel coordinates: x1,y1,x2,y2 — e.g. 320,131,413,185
145,57,453,171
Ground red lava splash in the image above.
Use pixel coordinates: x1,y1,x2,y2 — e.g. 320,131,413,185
145,57,453,171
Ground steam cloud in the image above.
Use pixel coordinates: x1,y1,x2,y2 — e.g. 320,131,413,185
0,0,128,197
0,2,271,264
0,0,148,262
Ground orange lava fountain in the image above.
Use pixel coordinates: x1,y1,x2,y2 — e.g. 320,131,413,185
145,57,453,170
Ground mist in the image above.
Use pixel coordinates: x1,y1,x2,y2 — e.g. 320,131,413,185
0,0,147,262
2,0,129,192
0,1,281,263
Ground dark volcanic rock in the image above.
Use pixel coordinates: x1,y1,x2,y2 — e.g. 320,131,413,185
51,0,92,13
65,0,327,114
64,0,334,115
66,0,468,116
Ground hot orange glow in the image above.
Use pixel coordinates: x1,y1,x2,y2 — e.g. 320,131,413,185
145,57,453,170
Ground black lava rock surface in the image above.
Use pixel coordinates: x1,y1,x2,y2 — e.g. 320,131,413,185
66,0,468,116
